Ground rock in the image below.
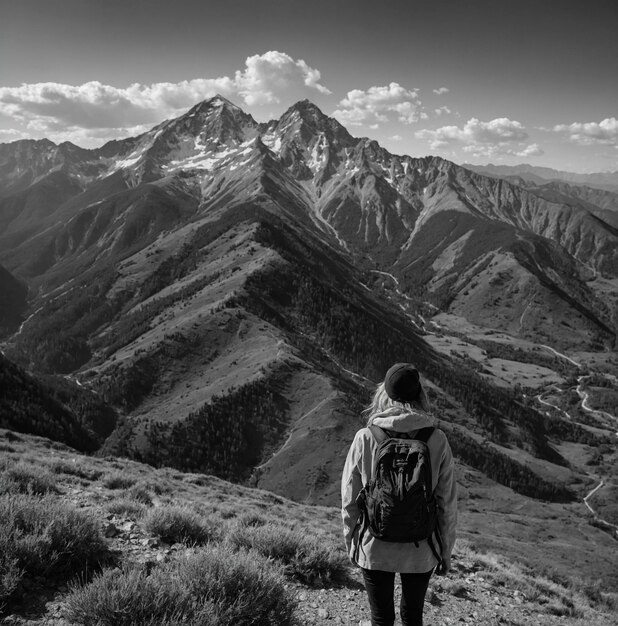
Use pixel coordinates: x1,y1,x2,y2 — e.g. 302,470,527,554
141,537,158,548
317,608,329,619
299,592,308,601
103,522,118,537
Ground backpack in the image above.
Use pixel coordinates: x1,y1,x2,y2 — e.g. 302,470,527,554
354,426,443,564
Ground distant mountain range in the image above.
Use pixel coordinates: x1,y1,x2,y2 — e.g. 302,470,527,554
0,96,616,507
463,162,618,192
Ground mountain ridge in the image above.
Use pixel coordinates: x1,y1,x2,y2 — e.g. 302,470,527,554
463,162,618,192
0,96,616,512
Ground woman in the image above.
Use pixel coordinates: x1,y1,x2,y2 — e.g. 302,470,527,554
341,363,457,626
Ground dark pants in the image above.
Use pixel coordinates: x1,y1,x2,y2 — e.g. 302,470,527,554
361,568,433,626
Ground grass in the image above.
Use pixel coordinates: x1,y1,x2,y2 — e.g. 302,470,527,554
0,493,108,609
434,578,468,598
102,472,137,490
460,541,591,618
63,545,297,626
123,483,153,505
0,463,57,495
50,459,103,481
106,499,147,518
142,506,218,545
580,581,618,614
236,511,268,527
226,523,348,586
131,477,172,496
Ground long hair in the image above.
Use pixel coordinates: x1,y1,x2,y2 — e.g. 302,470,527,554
362,381,431,426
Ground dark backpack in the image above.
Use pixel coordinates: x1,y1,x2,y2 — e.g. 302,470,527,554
354,426,443,563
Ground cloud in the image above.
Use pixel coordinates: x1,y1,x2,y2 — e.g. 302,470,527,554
0,51,330,144
434,106,451,117
416,117,543,157
332,82,423,127
390,134,403,141
553,117,618,146
433,87,449,95
515,143,543,157
234,51,330,105
0,128,22,140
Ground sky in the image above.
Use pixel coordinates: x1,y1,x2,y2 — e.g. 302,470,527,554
1,0,616,173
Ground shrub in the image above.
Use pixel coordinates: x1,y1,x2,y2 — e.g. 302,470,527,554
474,551,586,617
124,484,152,505
580,581,618,612
0,555,21,611
0,494,107,608
0,463,57,495
106,499,147,518
142,506,216,545
147,476,173,495
50,459,103,481
179,547,297,624
102,472,137,490
226,524,348,586
64,545,297,626
64,564,219,626
236,511,268,527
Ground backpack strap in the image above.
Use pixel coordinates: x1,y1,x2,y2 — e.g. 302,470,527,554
370,426,435,443
352,489,368,565
411,426,435,499
412,426,434,443
411,426,442,566
368,425,390,443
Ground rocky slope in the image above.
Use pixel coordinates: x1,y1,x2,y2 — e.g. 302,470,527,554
2,430,617,626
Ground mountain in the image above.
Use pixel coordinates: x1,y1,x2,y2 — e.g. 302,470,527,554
0,351,118,451
0,96,616,513
464,162,618,192
495,178,618,229
0,264,27,335
2,99,616,353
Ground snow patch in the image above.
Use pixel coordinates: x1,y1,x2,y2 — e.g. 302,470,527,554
162,135,237,173
261,133,282,154
307,133,328,174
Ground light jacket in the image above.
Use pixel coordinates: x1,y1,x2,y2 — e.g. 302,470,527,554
341,407,457,572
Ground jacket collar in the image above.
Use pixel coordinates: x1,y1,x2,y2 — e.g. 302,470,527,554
369,407,433,432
